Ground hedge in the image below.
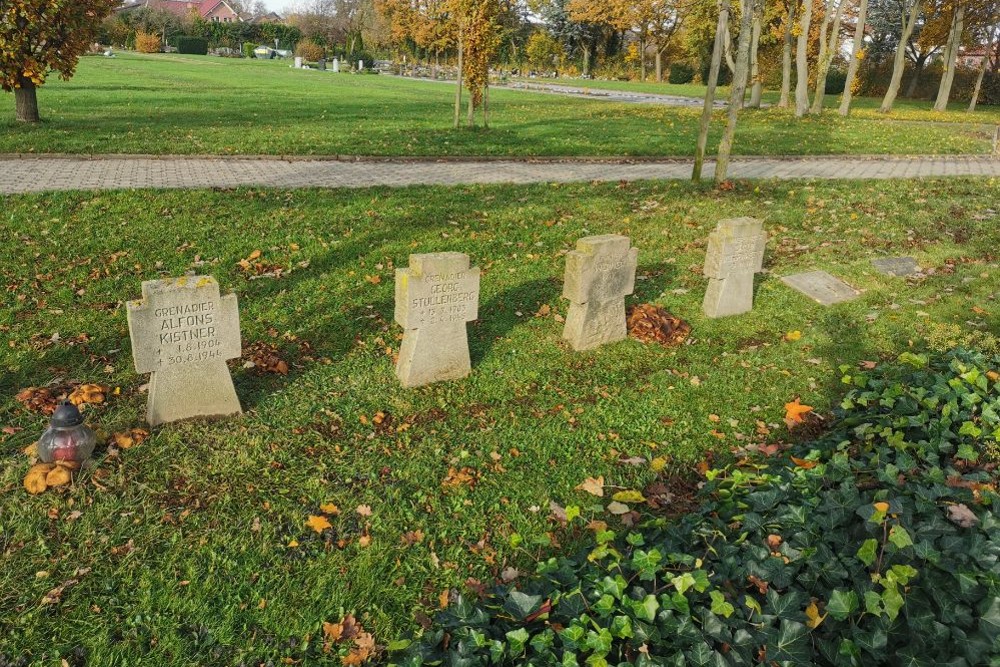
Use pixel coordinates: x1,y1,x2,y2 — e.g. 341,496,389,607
176,36,208,56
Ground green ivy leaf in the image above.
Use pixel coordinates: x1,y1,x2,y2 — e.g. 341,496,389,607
709,591,735,618
504,591,544,620
610,615,633,639
768,620,811,663
584,628,612,656
888,525,913,549
857,538,878,567
559,625,586,650
634,594,659,622
826,590,858,621
505,628,530,656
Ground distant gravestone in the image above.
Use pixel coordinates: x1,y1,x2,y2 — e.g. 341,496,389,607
127,276,242,426
332,57,340,72
294,56,303,68
562,235,638,351
358,59,364,71
872,256,920,277
702,217,767,318
395,253,480,388
781,271,859,305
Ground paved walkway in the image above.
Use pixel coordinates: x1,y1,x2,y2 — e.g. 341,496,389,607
1,155,997,194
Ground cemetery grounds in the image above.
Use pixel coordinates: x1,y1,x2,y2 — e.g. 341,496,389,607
1,51,1000,665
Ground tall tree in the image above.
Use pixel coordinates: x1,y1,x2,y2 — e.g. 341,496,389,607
747,0,764,107
812,0,847,112
969,22,998,111
778,0,797,106
794,0,814,115
716,0,754,183
932,0,966,110
839,0,870,115
693,0,729,181
1,0,119,123
879,0,923,111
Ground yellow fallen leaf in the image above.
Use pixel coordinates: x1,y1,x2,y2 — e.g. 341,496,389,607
785,331,802,341
650,457,667,473
790,456,818,469
306,515,332,533
806,600,827,629
611,490,646,504
873,501,890,513
320,503,340,515
287,539,299,548
358,535,372,547
575,476,604,497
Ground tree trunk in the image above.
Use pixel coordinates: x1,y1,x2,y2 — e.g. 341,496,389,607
839,0,869,116
484,82,490,128
656,50,663,82
724,23,737,74
748,3,763,108
15,81,40,123
904,54,926,97
779,2,796,107
467,85,474,127
933,4,965,111
969,26,998,112
812,0,846,113
716,0,755,183
454,26,463,129
795,0,814,116
880,0,922,112
693,0,729,181
640,38,647,81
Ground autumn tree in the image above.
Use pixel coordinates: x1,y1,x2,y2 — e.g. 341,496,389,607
838,0,870,115
2,0,118,123
795,0,815,115
812,0,847,112
879,0,923,111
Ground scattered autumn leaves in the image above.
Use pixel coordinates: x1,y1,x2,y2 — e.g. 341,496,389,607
322,614,378,665
15,382,110,415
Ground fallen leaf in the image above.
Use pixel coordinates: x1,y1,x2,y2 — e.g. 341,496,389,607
356,504,372,517
805,600,827,629
790,456,818,469
946,503,979,528
306,515,332,533
575,476,604,497
784,331,802,341
320,503,340,515
24,464,52,494
784,398,813,427
626,304,691,347
873,501,890,513
46,466,72,488
607,501,630,515
611,490,646,504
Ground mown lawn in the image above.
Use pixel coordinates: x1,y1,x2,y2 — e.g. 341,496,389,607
508,75,1000,124
0,52,994,157
1,177,998,664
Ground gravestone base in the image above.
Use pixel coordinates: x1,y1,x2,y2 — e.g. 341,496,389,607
147,361,242,426
703,273,754,318
564,298,627,351
396,324,471,388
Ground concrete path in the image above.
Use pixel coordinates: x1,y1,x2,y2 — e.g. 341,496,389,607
1,155,998,194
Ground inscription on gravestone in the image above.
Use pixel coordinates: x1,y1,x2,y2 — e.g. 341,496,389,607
395,253,480,388
702,217,767,318
562,235,638,351
127,276,242,426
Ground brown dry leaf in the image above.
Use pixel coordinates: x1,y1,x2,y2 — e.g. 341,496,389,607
401,529,424,546
438,589,450,609
766,534,783,550
790,456,818,470
68,384,108,406
306,515,332,533
946,503,979,528
15,387,59,415
46,466,72,488
243,341,290,375
747,574,769,594
442,467,477,490
607,501,630,515
535,304,551,317
364,274,382,285
24,464,52,494
356,504,373,517
22,442,38,457
575,476,604,497
626,304,691,347
358,535,372,548
113,428,150,450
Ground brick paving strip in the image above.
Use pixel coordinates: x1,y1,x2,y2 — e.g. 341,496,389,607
0,154,997,194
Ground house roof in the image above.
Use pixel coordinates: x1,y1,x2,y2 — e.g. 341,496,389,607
116,0,242,20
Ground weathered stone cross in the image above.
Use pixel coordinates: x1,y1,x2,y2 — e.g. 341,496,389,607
562,234,638,351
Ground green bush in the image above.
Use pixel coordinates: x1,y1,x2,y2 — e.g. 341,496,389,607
825,68,848,94
391,348,1000,666
668,63,694,85
176,36,208,55
242,41,256,59
295,39,325,63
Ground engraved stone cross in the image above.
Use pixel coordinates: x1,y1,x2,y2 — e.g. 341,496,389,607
562,235,638,351
702,218,767,318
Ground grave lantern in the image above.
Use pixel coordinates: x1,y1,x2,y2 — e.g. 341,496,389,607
37,401,97,464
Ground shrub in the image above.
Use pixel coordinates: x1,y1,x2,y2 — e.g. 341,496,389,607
176,36,208,55
825,68,847,94
668,62,695,85
391,348,1000,666
295,40,325,62
242,41,256,59
134,31,161,54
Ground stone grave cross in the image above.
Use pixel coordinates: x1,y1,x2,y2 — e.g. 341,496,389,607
127,276,242,426
702,217,767,318
395,252,480,388
562,234,638,351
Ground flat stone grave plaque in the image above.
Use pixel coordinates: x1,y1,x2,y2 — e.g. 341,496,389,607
127,276,242,426
871,256,921,277
702,217,767,318
563,234,638,351
395,252,480,388
781,271,859,306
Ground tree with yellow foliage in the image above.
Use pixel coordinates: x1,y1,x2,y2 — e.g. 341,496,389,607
1,0,119,122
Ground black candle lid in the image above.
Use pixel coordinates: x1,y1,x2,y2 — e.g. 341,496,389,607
50,401,83,428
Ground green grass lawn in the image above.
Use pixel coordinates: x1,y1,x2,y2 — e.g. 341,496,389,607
0,52,994,157
509,75,1000,124
1,177,999,664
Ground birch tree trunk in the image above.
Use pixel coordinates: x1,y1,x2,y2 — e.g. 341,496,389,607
779,2,797,107
795,0,814,116
880,0,922,112
693,0,730,181
839,0,869,116
933,4,965,111
812,0,846,113
724,23,737,73
656,50,663,82
748,2,763,108
454,25,464,128
969,26,998,112
715,0,755,183
484,82,490,128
